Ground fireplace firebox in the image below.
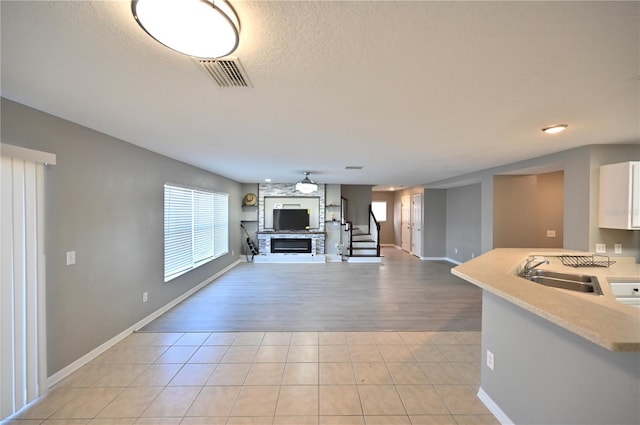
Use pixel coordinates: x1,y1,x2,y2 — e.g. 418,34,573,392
271,238,312,254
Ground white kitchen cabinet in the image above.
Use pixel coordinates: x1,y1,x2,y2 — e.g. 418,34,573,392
599,161,640,229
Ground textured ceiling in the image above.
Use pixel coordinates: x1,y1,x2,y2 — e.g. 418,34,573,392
2,1,639,188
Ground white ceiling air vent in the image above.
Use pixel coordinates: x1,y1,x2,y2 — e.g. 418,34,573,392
197,57,251,87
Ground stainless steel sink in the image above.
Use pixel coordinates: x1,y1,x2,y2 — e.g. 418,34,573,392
519,270,603,295
529,276,602,294
531,269,594,283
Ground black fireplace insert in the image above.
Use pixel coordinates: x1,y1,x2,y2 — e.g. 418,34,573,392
271,238,312,254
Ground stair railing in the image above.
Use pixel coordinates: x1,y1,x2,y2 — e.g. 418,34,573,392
368,204,381,257
340,196,353,257
345,220,353,257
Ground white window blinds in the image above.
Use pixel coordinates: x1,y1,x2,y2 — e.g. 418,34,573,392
193,191,214,262
1,149,50,420
213,192,229,258
164,184,229,282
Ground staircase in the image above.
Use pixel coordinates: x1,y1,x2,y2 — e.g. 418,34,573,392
343,200,382,263
349,230,381,262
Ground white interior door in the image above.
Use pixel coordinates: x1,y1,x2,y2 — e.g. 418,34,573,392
401,196,411,252
411,193,422,257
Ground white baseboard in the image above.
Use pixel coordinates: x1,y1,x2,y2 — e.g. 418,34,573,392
325,255,344,263
347,256,382,263
47,259,241,388
477,387,513,425
253,254,326,264
420,256,462,265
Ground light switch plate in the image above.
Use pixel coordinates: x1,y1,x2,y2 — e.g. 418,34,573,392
66,251,76,266
486,350,495,371
546,230,556,237
595,244,606,254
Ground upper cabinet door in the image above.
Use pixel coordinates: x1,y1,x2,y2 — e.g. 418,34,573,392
599,161,640,230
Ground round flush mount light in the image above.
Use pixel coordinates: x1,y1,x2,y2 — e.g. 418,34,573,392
542,124,568,134
132,0,239,59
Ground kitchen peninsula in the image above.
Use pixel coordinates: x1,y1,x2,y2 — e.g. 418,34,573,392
453,248,640,425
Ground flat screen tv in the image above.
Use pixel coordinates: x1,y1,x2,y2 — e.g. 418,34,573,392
273,209,310,231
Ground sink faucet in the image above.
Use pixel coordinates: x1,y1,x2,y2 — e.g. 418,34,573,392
521,257,550,277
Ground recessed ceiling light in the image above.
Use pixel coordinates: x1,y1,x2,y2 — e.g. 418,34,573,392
542,124,568,134
264,178,271,182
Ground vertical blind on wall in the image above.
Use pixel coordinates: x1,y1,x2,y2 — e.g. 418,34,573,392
164,184,229,282
1,152,49,420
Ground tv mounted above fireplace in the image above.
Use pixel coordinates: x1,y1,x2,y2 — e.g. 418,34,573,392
273,209,310,231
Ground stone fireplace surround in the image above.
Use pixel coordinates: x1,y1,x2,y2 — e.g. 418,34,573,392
256,183,326,262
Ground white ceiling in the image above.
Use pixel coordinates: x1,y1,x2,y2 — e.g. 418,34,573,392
2,1,638,189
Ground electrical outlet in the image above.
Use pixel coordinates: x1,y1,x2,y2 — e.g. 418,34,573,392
66,251,76,266
486,350,495,371
546,230,556,237
614,244,622,254
595,244,606,254
142,292,148,303
454,248,458,254
471,253,475,258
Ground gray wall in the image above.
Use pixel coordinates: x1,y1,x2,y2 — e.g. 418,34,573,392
1,98,242,375
423,189,446,257
427,145,640,261
393,191,403,247
481,292,640,425
535,171,564,247
446,184,482,262
493,175,538,247
341,185,373,225
493,171,564,248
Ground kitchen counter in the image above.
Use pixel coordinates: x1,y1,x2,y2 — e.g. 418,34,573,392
452,248,640,425
452,248,640,351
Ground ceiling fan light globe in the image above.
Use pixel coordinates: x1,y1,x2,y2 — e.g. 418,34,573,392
296,182,318,194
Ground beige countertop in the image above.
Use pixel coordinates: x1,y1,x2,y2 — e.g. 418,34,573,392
452,248,640,352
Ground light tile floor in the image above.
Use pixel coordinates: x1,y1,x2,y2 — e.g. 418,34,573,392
4,331,499,425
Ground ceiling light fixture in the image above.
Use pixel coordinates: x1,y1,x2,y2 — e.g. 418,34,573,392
295,172,318,194
132,0,239,59
542,124,568,134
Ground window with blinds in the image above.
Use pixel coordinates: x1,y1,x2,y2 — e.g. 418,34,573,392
164,184,229,282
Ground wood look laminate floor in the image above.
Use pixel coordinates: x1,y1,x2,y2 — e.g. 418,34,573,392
142,248,482,333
